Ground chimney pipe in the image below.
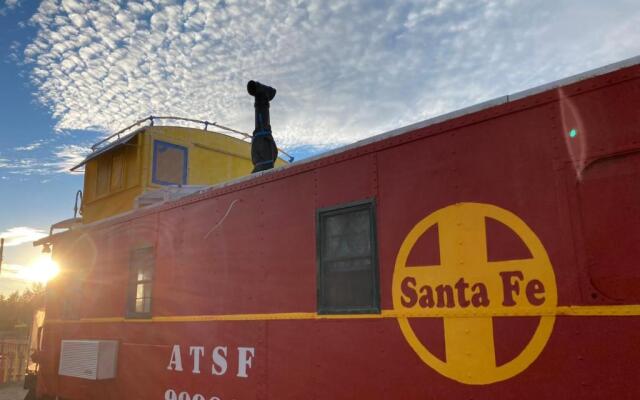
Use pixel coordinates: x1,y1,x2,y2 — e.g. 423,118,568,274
247,80,278,173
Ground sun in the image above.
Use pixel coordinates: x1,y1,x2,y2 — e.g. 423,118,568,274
20,255,60,283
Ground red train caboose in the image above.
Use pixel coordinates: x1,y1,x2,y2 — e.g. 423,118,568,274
34,56,640,399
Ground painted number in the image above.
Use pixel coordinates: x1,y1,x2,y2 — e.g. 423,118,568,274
164,389,221,400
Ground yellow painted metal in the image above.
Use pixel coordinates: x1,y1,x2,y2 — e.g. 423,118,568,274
82,135,142,223
81,126,284,223
43,304,640,326
392,203,557,384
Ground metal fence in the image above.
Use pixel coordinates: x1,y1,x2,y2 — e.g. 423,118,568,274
0,339,28,384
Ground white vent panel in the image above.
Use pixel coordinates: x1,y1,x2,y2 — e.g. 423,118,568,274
58,340,118,380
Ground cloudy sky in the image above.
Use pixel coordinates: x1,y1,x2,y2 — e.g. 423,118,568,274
1,0,640,294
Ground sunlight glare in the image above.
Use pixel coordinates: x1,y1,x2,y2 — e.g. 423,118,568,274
20,255,60,283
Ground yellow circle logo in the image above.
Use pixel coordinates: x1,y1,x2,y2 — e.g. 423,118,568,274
392,203,557,384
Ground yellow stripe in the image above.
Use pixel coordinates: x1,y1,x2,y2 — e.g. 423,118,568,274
556,305,640,316
44,305,640,325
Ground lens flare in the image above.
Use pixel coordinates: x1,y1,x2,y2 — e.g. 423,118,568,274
20,255,60,283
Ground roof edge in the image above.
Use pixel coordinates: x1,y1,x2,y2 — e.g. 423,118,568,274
297,54,640,166
70,129,143,171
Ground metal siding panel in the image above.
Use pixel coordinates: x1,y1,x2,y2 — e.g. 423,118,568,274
316,154,376,209
577,152,640,300
258,172,317,313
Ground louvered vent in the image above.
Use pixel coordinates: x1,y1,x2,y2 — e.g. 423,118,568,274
58,340,119,380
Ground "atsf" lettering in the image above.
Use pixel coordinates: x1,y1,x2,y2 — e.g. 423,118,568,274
166,345,255,378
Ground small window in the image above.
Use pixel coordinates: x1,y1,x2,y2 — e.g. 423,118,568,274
317,200,379,314
127,247,155,318
110,154,125,191
96,157,111,196
152,140,188,185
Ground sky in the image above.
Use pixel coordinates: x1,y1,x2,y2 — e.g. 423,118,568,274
1,0,640,295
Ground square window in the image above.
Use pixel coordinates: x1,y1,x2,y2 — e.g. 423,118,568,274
152,140,188,185
317,200,379,314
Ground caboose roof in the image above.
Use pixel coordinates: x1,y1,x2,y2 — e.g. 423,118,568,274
70,129,140,171
70,116,295,172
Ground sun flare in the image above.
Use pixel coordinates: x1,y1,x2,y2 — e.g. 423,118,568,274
20,255,60,283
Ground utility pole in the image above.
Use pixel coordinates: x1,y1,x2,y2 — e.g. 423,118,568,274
0,237,4,274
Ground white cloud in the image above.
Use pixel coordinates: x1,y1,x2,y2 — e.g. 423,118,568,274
1,134,93,176
53,144,91,171
15,139,47,151
3,158,52,175
0,0,20,15
0,261,56,285
0,226,47,247
19,0,640,153
0,263,26,281
0,157,58,176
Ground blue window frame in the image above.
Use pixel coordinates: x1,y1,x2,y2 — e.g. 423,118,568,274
152,140,188,185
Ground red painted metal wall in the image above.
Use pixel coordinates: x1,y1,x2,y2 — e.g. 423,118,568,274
38,61,640,399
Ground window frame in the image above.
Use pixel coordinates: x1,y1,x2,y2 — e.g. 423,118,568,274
316,199,380,315
92,150,129,201
126,246,155,319
151,140,189,186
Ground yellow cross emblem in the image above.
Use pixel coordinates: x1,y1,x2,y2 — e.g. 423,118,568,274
392,203,557,384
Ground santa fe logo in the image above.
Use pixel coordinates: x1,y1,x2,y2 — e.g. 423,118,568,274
392,203,557,385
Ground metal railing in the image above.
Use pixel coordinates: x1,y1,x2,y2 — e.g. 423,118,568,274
91,116,294,162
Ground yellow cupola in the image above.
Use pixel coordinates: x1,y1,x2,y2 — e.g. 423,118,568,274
72,117,289,223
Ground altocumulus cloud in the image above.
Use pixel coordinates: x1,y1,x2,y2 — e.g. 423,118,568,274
0,0,21,15
0,263,27,281
0,226,47,247
0,141,92,176
53,144,92,171
23,0,640,150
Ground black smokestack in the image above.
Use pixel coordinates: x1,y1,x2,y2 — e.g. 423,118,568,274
247,80,278,173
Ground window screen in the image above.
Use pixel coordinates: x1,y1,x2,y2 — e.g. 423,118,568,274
152,140,188,185
127,247,154,318
317,200,379,314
